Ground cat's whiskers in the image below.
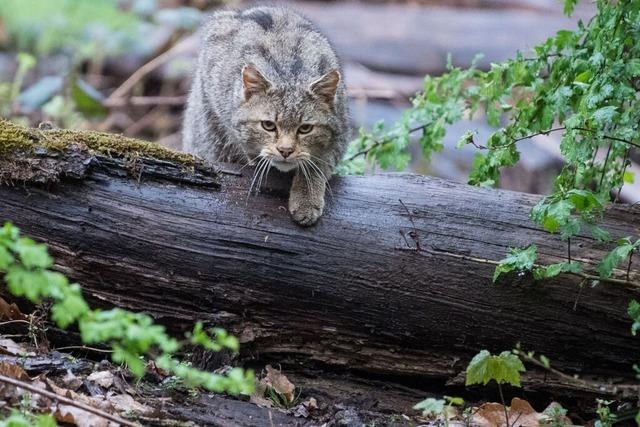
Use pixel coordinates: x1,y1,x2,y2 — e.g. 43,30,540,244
257,158,273,193
310,154,333,168
247,157,269,197
298,161,314,196
238,154,262,172
305,158,333,200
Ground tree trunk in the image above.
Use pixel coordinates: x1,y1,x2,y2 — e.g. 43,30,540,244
1,120,639,395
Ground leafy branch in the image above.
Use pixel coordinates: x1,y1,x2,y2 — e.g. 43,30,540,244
0,222,254,395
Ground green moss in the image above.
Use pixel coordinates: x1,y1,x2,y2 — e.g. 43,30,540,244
0,119,196,166
0,119,38,152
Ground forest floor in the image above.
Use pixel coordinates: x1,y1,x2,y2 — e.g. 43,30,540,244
0,291,603,427
0,331,585,427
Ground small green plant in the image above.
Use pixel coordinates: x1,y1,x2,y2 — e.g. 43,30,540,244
595,399,616,427
465,350,525,427
543,405,570,427
492,245,582,282
0,411,56,427
413,396,464,427
0,222,254,395
264,386,301,409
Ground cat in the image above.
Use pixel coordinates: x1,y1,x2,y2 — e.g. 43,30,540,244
183,6,350,226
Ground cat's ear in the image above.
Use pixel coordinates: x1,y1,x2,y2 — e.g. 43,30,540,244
242,64,271,100
309,69,340,105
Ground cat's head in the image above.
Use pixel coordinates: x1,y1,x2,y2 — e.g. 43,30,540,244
231,64,343,173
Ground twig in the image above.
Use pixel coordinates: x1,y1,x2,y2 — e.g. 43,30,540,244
523,53,563,62
497,383,510,427
428,248,640,289
599,143,613,191
104,96,186,108
0,374,138,427
347,124,639,163
54,345,113,354
516,351,639,393
0,320,30,327
106,40,190,104
345,124,429,162
627,250,635,282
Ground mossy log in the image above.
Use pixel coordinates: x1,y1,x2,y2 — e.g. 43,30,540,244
1,120,639,400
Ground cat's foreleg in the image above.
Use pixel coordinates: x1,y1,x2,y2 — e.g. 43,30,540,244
288,165,329,226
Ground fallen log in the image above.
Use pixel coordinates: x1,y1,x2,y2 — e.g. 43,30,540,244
1,120,639,395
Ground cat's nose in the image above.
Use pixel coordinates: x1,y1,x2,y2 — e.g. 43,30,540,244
277,146,294,159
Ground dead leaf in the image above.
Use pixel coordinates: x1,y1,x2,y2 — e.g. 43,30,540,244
0,361,30,381
54,404,114,427
250,379,273,408
0,338,33,356
0,297,27,321
509,398,541,427
46,378,117,427
475,402,509,427
107,393,154,415
265,365,295,404
87,370,114,389
474,398,541,427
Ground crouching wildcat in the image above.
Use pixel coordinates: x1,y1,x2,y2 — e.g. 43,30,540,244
183,6,349,226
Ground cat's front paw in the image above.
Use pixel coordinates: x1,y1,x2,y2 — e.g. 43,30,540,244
289,196,324,226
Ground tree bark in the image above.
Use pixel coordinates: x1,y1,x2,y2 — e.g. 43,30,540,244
1,121,639,394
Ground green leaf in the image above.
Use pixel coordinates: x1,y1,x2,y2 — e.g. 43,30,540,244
189,322,239,353
0,246,14,270
539,355,551,369
35,415,58,427
413,398,446,417
493,245,538,282
592,106,618,126
597,240,637,279
574,70,592,83
465,350,526,387
456,130,477,148
591,226,611,243
13,237,52,269
533,261,581,280
51,284,90,328
623,171,635,184
533,263,563,280
445,396,464,406
71,78,107,118
563,0,578,15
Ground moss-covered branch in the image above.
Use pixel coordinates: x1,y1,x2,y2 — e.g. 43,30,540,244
0,119,218,186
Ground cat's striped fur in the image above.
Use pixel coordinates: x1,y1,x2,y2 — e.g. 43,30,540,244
183,6,349,225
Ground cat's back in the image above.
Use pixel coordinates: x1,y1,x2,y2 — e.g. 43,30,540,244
201,6,341,87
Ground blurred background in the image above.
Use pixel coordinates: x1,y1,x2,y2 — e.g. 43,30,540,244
0,0,609,196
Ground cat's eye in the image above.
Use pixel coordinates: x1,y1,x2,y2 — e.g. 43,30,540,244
298,124,314,134
261,120,277,132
